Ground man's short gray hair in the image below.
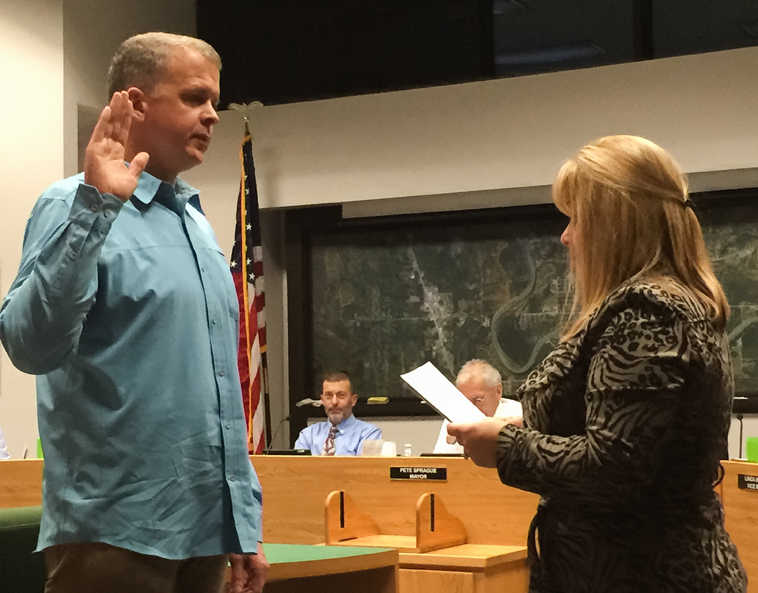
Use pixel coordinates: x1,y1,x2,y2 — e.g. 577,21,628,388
455,359,502,388
322,371,352,393
106,32,222,98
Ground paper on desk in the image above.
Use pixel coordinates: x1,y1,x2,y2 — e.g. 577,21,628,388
400,361,486,424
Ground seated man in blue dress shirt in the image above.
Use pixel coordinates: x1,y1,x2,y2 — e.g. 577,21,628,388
295,371,382,455
0,33,266,593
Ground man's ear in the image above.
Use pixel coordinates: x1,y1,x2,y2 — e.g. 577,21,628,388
350,394,358,407
127,87,147,121
496,383,503,397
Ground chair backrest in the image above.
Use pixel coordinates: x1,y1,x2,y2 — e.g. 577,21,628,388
0,506,45,593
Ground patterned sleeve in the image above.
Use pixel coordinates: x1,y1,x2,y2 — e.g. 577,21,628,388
496,306,687,502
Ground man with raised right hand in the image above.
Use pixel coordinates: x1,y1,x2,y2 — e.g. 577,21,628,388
0,32,266,593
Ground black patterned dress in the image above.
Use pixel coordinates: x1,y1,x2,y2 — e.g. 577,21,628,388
496,280,747,593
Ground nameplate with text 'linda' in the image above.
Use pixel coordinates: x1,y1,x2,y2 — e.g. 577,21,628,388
390,466,447,481
737,474,758,491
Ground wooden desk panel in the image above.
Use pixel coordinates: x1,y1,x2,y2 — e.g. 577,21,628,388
0,455,539,545
722,460,758,586
3,456,751,591
0,457,538,546
399,544,526,570
0,460,43,508
399,569,475,593
399,562,528,593
399,544,529,593
253,455,539,546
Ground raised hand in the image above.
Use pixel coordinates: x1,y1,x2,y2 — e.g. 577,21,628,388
83,91,149,202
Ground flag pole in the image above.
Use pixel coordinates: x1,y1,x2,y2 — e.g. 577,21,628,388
245,102,274,450
228,101,273,452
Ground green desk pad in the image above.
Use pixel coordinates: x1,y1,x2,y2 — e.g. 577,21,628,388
262,543,394,564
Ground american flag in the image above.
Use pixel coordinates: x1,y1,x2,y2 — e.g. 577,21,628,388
230,123,268,453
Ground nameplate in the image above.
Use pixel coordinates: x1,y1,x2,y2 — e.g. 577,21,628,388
738,474,758,491
390,466,447,481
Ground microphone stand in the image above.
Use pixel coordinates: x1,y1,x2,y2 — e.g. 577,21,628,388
732,394,757,459
265,415,291,454
264,398,323,453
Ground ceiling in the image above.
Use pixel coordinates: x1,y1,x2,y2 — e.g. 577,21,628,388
197,0,758,108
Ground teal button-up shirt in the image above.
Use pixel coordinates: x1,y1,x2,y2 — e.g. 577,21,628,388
0,172,262,559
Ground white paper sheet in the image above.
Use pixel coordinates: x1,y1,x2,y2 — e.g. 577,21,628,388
400,361,486,423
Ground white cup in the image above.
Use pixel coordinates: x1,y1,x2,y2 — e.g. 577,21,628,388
380,441,397,457
360,439,384,456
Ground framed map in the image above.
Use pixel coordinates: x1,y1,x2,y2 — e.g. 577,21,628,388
297,190,758,418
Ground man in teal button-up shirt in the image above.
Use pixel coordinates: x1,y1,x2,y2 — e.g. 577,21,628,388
0,33,266,593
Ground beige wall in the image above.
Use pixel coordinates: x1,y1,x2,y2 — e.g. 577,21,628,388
244,46,758,213
0,0,64,458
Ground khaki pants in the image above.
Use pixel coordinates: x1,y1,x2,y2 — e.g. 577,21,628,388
44,542,227,593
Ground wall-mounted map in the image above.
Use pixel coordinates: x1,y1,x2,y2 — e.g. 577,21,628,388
309,196,758,408
699,199,758,395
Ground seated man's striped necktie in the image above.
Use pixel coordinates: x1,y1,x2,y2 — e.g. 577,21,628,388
322,425,338,456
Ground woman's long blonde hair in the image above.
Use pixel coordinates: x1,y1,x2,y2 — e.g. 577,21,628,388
553,135,729,339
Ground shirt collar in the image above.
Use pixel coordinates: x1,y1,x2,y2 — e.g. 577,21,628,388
331,414,357,433
130,170,202,212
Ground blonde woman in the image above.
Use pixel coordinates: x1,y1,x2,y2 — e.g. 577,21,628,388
449,136,746,592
